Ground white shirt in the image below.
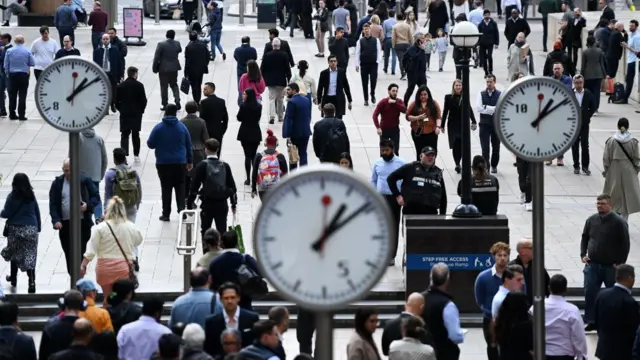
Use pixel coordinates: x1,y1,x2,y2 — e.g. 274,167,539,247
476,89,498,115
31,37,60,70
574,89,584,106
354,35,383,67
223,306,240,330
501,0,521,12
491,286,510,318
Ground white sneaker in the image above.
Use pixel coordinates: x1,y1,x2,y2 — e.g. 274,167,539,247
519,192,525,205
134,156,140,163
525,203,532,211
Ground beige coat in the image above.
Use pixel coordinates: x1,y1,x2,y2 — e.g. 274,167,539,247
389,338,437,360
346,332,382,360
603,131,640,215
507,43,533,81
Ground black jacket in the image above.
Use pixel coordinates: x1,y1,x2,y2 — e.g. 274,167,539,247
55,47,81,59
187,157,238,208
234,44,258,76
252,149,288,193
260,50,292,87
595,285,640,360
387,162,448,214
577,88,596,126
204,308,260,357
317,68,352,117
602,6,615,22
478,19,500,47
606,29,625,60
0,327,37,360
263,39,295,67
543,49,573,76
49,344,104,360
427,0,448,37
184,40,210,77
580,212,629,265
568,17,587,47
39,315,80,360
504,17,531,44
116,77,147,131
441,93,476,147
237,102,263,143
93,45,124,79
200,94,229,141
405,44,427,81
110,36,128,60
421,287,459,360
328,36,350,67
381,313,433,355
107,302,142,334
456,174,499,215
508,256,550,306
48,175,99,226
312,117,350,162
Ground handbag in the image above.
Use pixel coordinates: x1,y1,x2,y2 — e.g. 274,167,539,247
180,76,191,95
105,222,139,289
3,202,24,237
227,214,245,254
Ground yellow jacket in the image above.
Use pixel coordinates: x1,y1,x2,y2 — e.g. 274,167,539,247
79,297,114,333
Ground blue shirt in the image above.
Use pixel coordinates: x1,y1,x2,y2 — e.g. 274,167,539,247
328,69,338,96
370,156,406,195
628,31,640,63
54,4,78,28
491,286,510,318
474,266,503,319
3,44,34,74
443,302,465,344
468,8,483,26
169,288,222,329
383,18,397,38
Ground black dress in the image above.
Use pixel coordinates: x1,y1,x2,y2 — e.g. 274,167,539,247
441,93,476,165
498,319,534,360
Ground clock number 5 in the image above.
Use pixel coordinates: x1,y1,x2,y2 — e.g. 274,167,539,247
515,104,527,113
337,260,349,278
53,102,59,111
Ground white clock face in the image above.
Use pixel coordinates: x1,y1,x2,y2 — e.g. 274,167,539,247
35,56,112,132
495,77,581,162
253,167,393,310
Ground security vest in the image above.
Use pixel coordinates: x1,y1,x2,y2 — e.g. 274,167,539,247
400,162,444,209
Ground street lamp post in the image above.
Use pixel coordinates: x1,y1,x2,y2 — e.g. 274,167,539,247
449,21,482,218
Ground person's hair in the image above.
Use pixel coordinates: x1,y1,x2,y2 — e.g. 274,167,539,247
241,36,250,44
221,230,238,249
401,315,426,339
485,74,496,82
203,228,220,248
268,306,288,325
380,138,395,150
328,54,338,63
204,138,221,153
63,290,85,311
243,87,258,105
185,101,198,114
164,104,178,116
142,297,164,316
0,302,18,326
609,19,617,25
549,274,568,295
298,60,309,78
430,262,449,286
166,30,176,39
182,323,206,349
586,35,596,47
335,27,344,34
616,264,635,282
553,62,564,69
272,37,281,48
388,10,395,18
127,66,138,78
472,155,487,179
354,309,381,357
189,31,198,41
246,60,262,83
631,19,639,27
618,117,630,132
104,196,128,223
490,241,510,255
73,318,94,339
411,85,438,119
190,268,210,288
573,74,584,82
455,13,467,22
253,320,277,338
323,103,336,116
268,28,279,37
1,33,11,43
109,27,116,32
107,278,136,306
338,0,345,5
218,281,241,297
11,173,35,202
494,292,530,344
502,264,524,283
510,72,524,82
396,12,404,20
288,83,300,93
293,355,314,360
204,82,216,92
158,333,182,358
597,193,612,202
221,328,241,344
451,79,462,95
39,25,49,34
339,152,354,169
483,8,490,14
388,83,398,91
370,15,380,24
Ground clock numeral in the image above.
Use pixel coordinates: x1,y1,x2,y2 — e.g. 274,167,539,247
52,102,59,110
337,260,349,278
515,104,528,114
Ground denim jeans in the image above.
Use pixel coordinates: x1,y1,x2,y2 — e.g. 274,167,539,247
210,30,224,58
625,61,638,100
383,38,397,73
0,71,6,114
93,181,103,220
583,262,616,324
91,31,103,50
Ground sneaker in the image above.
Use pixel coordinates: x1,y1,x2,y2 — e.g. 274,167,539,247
1,21,8,27
574,168,580,175
364,101,369,106
371,95,376,103
134,156,141,163
519,192,525,205
269,117,275,125
556,159,564,166
222,53,227,61
490,167,497,173
593,111,599,117
525,203,532,211
159,215,170,221
582,168,591,176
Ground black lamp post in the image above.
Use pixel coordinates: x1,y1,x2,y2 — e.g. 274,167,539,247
449,21,482,218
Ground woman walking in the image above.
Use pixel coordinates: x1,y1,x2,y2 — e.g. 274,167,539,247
388,316,436,360
494,292,533,360
441,79,476,173
347,309,382,360
370,15,385,43
603,117,640,221
339,152,354,169
313,0,330,57
106,278,142,334
81,196,143,302
1,173,41,293
237,88,263,186
406,85,442,161
291,60,318,109
238,60,266,105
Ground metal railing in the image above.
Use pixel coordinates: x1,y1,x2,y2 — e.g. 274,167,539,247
176,209,200,293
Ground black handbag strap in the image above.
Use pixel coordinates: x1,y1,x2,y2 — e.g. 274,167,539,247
615,140,636,165
105,221,131,263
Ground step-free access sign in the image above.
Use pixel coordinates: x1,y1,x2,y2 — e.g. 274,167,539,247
406,254,494,271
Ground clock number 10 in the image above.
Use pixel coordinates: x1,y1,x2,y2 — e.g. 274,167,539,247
515,104,527,113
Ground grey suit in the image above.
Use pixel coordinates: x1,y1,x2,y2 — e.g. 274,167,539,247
180,113,209,194
153,38,183,106
581,46,606,111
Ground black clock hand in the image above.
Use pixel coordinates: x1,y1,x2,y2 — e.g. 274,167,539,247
530,98,571,128
530,99,554,128
66,77,101,102
311,204,347,252
312,201,373,253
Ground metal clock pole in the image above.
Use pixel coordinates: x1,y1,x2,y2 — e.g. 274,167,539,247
531,161,545,360
69,133,82,286
315,312,333,360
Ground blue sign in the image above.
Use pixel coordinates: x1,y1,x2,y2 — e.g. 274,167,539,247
406,254,494,271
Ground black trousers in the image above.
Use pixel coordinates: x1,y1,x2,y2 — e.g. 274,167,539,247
156,164,187,217
403,76,426,105
606,56,619,78
380,127,400,155
200,199,228,238
479,45,494,75
384,194,401,261
8,72,28,118
159,71,180,106
584,79,601,111
34,69,42,81
479,123,500,168
300,12,313,37
241,141,260,181
187,72,204,103
59,219,92,276
120,129,141,156
297,308,316,355
451,137,462,166
568,46,579,67
360,63,378,102
571,124,590,170
182,1,196,25
542,17,549,51
482,317,500,360
546,356,575,360
108,73,118,106
412,132,438,161
516,157,532,203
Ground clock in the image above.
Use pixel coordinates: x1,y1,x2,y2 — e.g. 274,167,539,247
493,76,582,162
35,56,112,132
253,165,394,311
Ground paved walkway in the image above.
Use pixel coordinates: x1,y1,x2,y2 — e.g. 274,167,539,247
0,14,637,295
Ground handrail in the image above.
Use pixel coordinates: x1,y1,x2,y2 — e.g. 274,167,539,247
176,209,200,256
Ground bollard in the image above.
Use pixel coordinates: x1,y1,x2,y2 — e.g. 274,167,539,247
183,221,192,293
155,0,160,24
239,0,245,26
176,210,199,293
252,0,256,14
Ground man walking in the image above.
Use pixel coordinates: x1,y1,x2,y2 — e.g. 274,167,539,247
284,83,312,166
77,128,108,222
55,35,80,59
477,9,499,76
88,1,108,50
184,31,210,103
199,82,229,157
93,34,123,114
153,30,182,111
476,74,501,173
147,104,193,222
233,36,258,105
317,55,352,120
31,26,59,81
0,34,12,118
116,66,147,162
328,27,350,71
3,35,34,121
261,38,291,125
108,28,128,68
355,23,382,106
54,0,78,46
312,103,350,163
372,83,406,155
181,100,209,194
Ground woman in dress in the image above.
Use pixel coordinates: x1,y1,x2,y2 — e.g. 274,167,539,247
494,292,533,360
406,85,442,161
369,15,385,44
291,60,318,110
389,316,436,360
238,60,266,104
441,79,476,173
81,196,143,302
339,152,354,169
313,0,330,57
1,173,40,293
237,87,263,186
603,117,640,221
347,309,382,360
106,278,142,334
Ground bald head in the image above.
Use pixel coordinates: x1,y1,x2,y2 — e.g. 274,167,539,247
189,267,210,288
62,158,71,179
73,318,94,341
14,35,24,44
516,238,533,263
617,22,624,30
405,292,424,315
431,262,450,287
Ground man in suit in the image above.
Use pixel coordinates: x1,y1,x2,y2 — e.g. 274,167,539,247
283,83,312,166
504,8,531,48
606,22,625,78
49,159,100,276
261,38,292,125
0,302,37,359
204,282,260,357
116,66,147,162
263,28,295,67
571,75,596,176
477,9,499,77
595,264,639,360
599,0,615,23
317,55,353,119
199,82,229,157
381,292,428,356
153,30,182,110
184,31,210,103
312,103,350,163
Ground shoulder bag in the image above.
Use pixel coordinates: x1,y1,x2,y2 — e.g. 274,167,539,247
615,140,640,172
105,222,139,289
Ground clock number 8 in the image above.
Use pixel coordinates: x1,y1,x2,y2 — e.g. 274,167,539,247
53,102,59,111
515,104,527,113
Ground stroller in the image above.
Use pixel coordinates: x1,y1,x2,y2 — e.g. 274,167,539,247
189,22,211,44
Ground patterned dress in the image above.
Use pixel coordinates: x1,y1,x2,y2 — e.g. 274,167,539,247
2,224,38,271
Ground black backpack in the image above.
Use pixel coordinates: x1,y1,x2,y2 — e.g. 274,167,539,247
609,82,625,103
323,120,348,160
202,159,229,200
236,255,268,298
